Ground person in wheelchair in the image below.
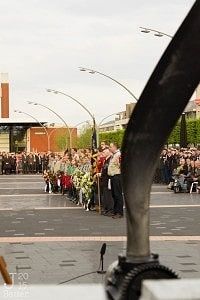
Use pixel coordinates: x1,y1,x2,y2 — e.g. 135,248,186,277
172,169,188,193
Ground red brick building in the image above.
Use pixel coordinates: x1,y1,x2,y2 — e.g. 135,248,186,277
27,126,77,153
0,73,9,118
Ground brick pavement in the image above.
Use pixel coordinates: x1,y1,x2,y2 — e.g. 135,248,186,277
0,175,200,284
0,241,200,285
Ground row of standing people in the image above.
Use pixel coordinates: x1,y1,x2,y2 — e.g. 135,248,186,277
0,152,49,175
44,143,124,219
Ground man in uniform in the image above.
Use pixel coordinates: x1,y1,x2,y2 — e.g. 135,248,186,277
108,143,124,218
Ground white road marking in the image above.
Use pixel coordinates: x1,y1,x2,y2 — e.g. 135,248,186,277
151,192,172,194
14,233,25,236
150,204,200,208
0,194,60,197
0,236,200,242
156,227,166,229
34,233,45,236
0,204,197,211
34,207,82,210
0,182,42,184
0,188,42,190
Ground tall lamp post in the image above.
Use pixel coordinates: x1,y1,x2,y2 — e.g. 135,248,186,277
70,120,90,147
97,113,118,146
79,67,138,102
27,101,72,149
140,26,188,147
46,89,97,149
14,109,50,152
139,26,173,38
98,113,118,127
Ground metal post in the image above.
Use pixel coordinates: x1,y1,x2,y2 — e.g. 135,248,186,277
79,67,138,102
27,102,71,150
14,110,50,152
46,90,95,149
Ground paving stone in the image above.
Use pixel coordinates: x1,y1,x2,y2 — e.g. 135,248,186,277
1,176,200,283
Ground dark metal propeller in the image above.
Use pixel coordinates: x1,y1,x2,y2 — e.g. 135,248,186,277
106,1,200,299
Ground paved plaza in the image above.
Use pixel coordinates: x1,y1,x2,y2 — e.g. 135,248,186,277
0,175,200,285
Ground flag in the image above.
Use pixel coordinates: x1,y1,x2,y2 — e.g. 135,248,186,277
91,121,98,176
91,122,97,151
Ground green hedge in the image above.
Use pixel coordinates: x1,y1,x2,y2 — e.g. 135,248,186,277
99,118,200,147
99,130,125,146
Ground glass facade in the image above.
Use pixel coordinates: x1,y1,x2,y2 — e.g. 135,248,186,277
0,123,41,153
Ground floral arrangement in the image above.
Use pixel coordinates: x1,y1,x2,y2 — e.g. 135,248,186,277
72,168,94,209
72,169,84,190
80,172,94,202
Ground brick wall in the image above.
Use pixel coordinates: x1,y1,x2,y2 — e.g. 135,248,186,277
1,73,9,118
29,127,77,153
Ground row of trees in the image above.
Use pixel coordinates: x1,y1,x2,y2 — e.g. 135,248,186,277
55,118,200,151
98,118,200,147
168,118,200,145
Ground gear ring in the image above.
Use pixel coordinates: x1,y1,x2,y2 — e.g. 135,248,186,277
120,263,179,300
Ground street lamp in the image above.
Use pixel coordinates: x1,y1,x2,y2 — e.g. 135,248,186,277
69,120,90,148
14,110,50,152
79,67,138,102
139,26,173,38
140,27,191,148
27,101,72,149
46,89,97,149
97,113,118,146
98,113,118,127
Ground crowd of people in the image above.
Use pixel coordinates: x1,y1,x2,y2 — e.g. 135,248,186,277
0,152,49,175
43,142,124,219
1,145,200,218
156,147,200,192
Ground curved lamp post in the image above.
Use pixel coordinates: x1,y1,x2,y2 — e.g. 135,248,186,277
98,112,118,127
140,26,189,147
27,101,72,149
46,89,97,149
69,120,90,148
139,26,173,38
14,109,50,152
79,67,138,102
97,113,118,146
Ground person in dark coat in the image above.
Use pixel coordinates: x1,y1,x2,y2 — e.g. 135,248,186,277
3,154,11,175
22,152,28,174
100,147,114,216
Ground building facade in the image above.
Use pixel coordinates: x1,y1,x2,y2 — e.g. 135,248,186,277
0,73,9,118
0,123,77,153
27,126,77,153
99,102,136,132
184,84,200,118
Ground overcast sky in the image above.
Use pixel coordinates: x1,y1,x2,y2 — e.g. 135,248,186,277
0,0,195,126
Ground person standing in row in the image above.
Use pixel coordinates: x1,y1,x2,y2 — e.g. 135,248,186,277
101,147,114,216
108,143,124,219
